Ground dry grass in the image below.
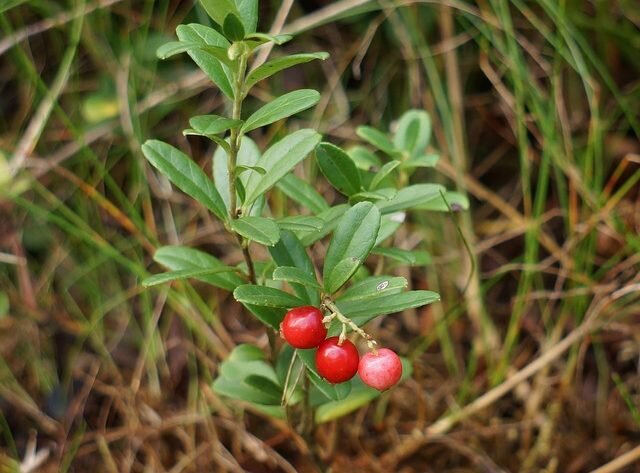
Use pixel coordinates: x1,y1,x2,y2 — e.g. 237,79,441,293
1,1,639,472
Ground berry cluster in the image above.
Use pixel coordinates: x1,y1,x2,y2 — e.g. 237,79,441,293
280,306,402,390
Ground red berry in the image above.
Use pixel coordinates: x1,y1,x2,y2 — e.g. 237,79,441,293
280,306,327,349
315,337,359,384
358,348,402,391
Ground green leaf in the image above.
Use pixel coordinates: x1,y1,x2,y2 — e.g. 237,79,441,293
244,304,286,328
245,33,292,47
189,115,242,135
213,376,280,405
375,212,405,245
348,146,382,171
323,202,381,294
156,41,201,59
176,24,233,99
369,161,400,190
241,90,320,133
315,362,412,422
376,184,444,214
245,375,283,399
337,276,408,303
235,165,265,176
276,173,329,214
273,266,321,289
269,231,319,306
243,129,321,206
229,344,266,361
337,290,440,327
235,0,258,34
223,13,245,41
402,153,439,169
300,204,349,246
156,40,232,65
231,216,280,246
315,142,362,196
142,267,239,287
199,0,239,27
276,216,324,233
234,284,305,308
153,246,245,291
393,109,432,158
245,53,329,89
415,191,470,212
141,140,227,221
371,247,431,265
356,126,397,155
315,383,378,423
214,136,262,215
350,188,396,203
297,349,351,401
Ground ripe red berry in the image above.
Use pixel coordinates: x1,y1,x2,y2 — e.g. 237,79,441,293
315,337,359,384
280,306,327,349
358,348,402,391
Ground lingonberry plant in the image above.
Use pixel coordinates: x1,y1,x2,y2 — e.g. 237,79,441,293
142,0,467,428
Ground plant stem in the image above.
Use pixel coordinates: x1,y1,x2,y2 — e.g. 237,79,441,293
226,53,258,287
228,53,248,222
322,298,377,351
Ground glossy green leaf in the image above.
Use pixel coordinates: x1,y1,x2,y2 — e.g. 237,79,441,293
229,344,266,361
297,349,351,401
241,90,320,133
223,12,245,41
269,231,319,305
245,375,282,399
315,142,362,196
402,153,439,169
243,129,321,206
141,140,227,221
376,184,444,214
156,41,200,59
213,376,280,404
337,276,408,303
245,53,329,89
273,266,321,289
276,215,324,233
315,384,378,423
153,246,245,291
415,191,470,212
213,136,262,215
369,161,400,190
245,33,292,47
337,290,440,327
244,304,286,328
315,361,412,422
348,146,382,171
356,126,397,155
393,109,432,158
176,24,233,98
370,247,431,265
189,115,242,135
231,216,280,246
350,188,396,203
234,284,305,308
199,0,238,27
300,204,349,246
157,40,231,65
375,212,405,245
276,173,329,214
142,267,239,287
234,0,258,33
323,202,381,294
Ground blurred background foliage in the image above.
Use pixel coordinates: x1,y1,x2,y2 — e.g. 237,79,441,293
1,0,639,471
